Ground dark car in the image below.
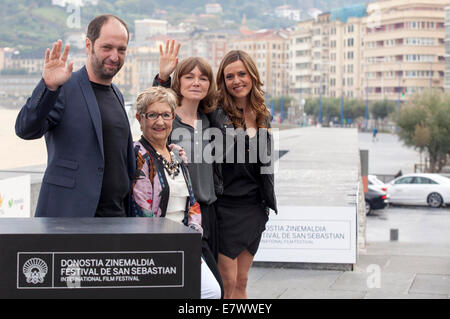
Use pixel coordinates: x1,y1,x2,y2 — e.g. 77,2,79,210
365,185,388,215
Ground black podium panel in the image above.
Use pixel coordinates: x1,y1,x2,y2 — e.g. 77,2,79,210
0,218,201,299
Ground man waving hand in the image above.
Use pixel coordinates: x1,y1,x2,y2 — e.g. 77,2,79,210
15,15,135,218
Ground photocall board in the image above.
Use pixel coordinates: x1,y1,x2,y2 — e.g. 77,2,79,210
254,206,357,264
0,218,201,298
0,175,31,218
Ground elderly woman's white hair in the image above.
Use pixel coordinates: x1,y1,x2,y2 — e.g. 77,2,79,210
136,86,178,115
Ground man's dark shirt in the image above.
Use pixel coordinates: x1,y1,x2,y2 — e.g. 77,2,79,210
91,81,130,217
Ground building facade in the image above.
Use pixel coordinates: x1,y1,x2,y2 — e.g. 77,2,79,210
288,0,449,102
445,6,450,92
135,19,168,46
179,30,236,76
275,5,301,21
288,7,366,101
289,20,313,98
362,0,448,101
229,30,290,97
114,45,160,99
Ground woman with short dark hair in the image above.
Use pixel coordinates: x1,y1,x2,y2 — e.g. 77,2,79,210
154,41,220,263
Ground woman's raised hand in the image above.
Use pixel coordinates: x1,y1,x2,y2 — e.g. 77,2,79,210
169,143,188,164
159,40,180,82
42,40,74,91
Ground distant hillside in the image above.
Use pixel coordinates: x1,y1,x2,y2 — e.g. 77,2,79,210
0,0,370,54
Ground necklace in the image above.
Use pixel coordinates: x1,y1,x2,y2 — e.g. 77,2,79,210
156,150,181,179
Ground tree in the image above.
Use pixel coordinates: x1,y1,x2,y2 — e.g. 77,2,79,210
304,97,366,124
304,97,338,118
397,89,450,173
344,98,365,120
370,99,396,120
269,96,296,113
413,121,431,171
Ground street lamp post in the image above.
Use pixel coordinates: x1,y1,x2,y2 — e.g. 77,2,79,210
430,61,433,89
397,63,402,126
340,65,345,127
364,57,385,131
341,89,345,127
318,73,323,125
272,61,291,124
317,61,330,126
299,72,303,126
365,67,369,131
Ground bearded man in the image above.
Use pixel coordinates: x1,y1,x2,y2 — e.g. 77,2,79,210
15,15,136,217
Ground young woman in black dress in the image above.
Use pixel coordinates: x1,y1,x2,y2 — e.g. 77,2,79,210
211,50,277,299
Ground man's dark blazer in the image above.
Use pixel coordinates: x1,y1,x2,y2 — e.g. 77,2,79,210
15,66,136,217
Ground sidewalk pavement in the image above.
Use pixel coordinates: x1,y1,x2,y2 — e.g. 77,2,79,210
247,240,450,299
357,132,420,175
247,130,449,299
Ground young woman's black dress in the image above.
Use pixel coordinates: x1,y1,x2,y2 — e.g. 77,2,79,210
216,130,269,259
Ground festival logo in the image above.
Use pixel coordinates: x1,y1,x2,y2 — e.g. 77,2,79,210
22,258,48,284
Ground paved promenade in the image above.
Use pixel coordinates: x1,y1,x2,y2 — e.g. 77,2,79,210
249,224,450,299
358,131,421,175
248,130,450,299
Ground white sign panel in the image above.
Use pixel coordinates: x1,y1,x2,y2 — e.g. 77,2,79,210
254,206,357,264
0,175,31,218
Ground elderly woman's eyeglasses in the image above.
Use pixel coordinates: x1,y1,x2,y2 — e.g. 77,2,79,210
141,112,175,121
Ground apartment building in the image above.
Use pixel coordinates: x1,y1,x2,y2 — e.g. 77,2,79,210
5,54,43,74
275,5,301,21
445,6,450,92
289,20,313,98
311,13,330,98
229,30,290,97
135,19,168,46
0,48,7,71
180,30,237,76
362,0,448,101
330,17,365,99
287,0,449,102
114,45,160,98
289,5,366,101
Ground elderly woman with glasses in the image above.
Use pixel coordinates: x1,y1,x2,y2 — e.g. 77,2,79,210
131,86,222,299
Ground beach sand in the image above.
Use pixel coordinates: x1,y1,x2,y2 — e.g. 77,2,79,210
0,108,141,170
0,109,47,170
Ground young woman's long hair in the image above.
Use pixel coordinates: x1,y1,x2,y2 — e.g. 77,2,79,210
216,50,269,128
171,57,217,114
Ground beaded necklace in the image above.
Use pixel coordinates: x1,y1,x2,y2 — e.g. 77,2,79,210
155,150,181,179
139,137,181,180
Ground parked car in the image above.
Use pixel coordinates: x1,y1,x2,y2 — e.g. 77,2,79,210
365,185,388,215
368,174,388,193
386,173,450,208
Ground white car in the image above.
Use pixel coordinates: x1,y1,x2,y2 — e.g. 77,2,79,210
387,173,450,208
368,175,388,194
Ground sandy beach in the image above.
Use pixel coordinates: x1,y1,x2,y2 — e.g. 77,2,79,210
0,108,141,171
0,109,47,170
